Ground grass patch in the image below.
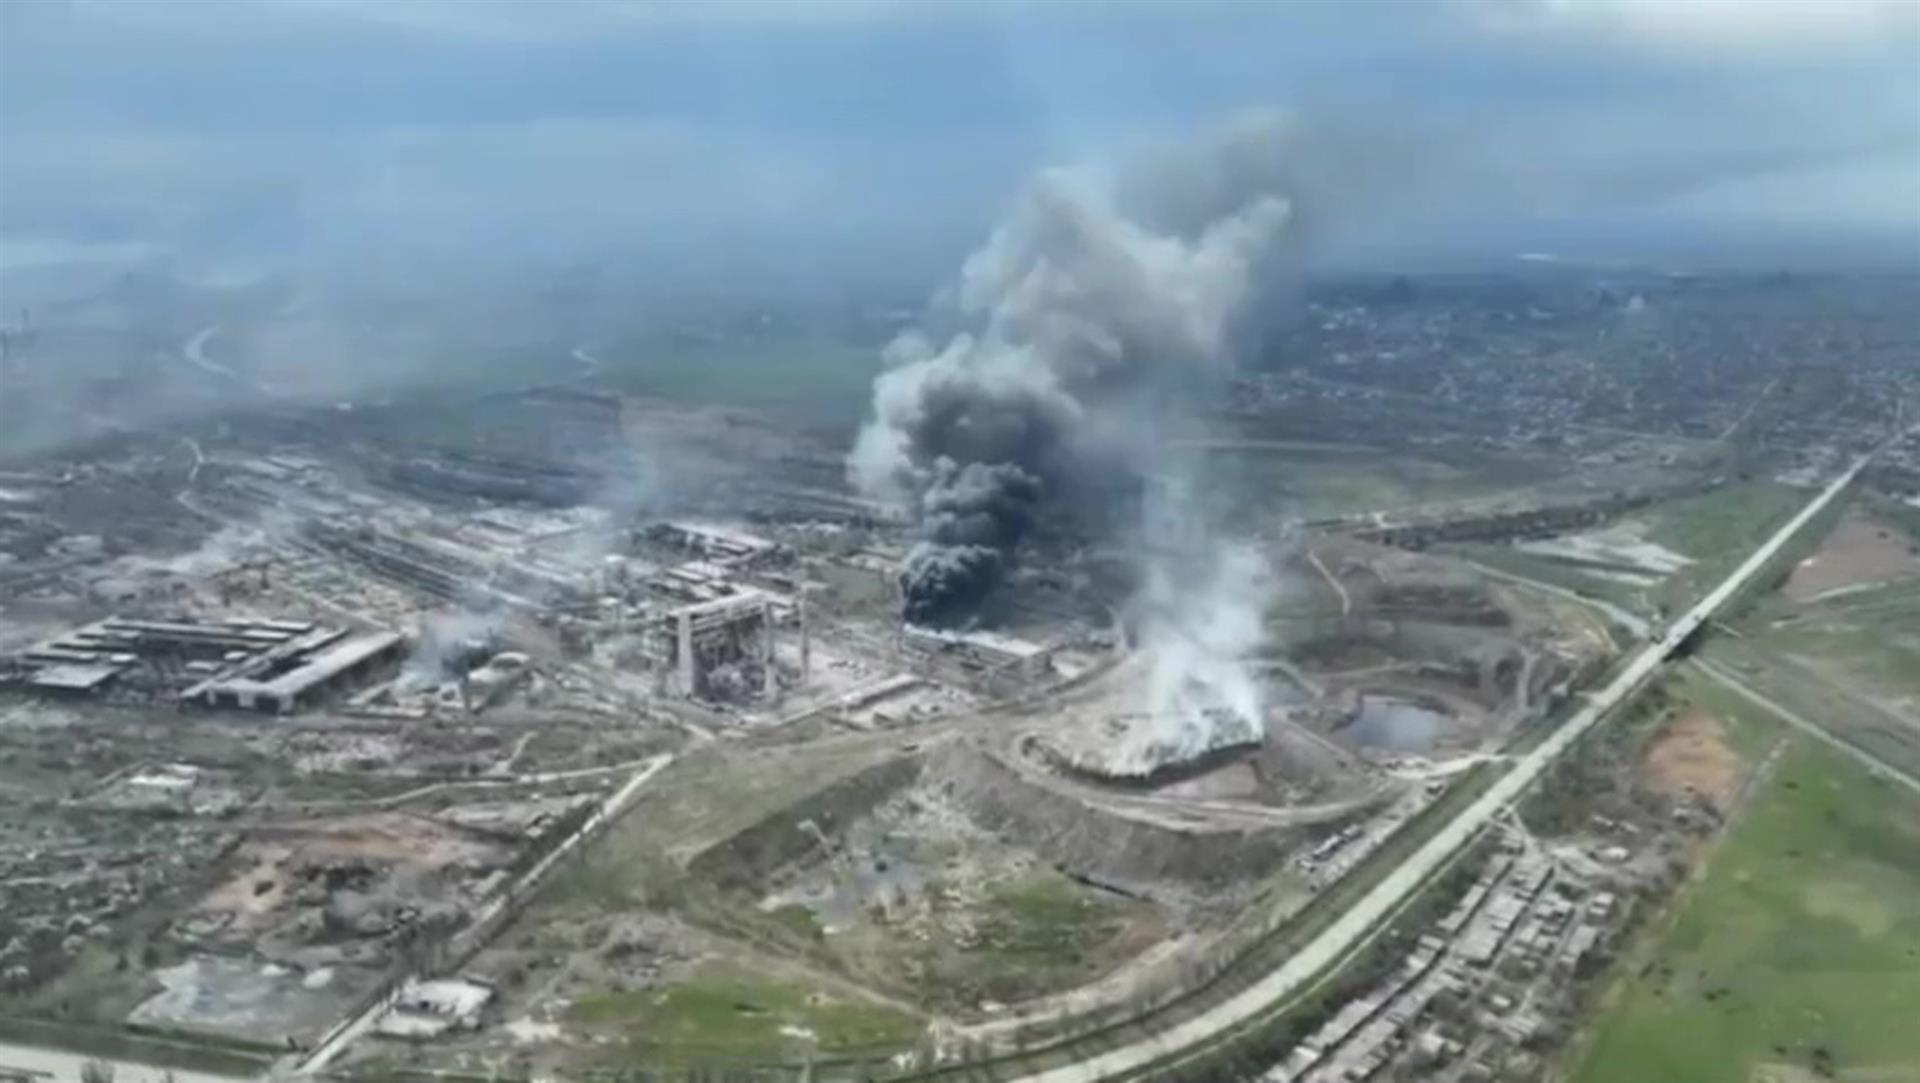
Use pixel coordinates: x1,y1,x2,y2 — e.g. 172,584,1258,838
1200,445,1548,524
1706,484,1920,704
787,865,1167,1017
1754,614,1920,700
1731,559,1920,702
892,761,1508,1081
900,871,1155,1009
1698,637,1920,783
597,336,880,429
1452,542,1651,615
1866,490,1920,542
974,876,1124,969
1659,668,1789,764
766,903,826,943
1643,480,1808,561
569,960,921,1068
1569,738,1920,1083
1640,479,1809,612
0,939,176,1024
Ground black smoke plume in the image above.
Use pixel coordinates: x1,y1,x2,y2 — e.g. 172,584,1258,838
852,114,1308,625
900,459,1042,625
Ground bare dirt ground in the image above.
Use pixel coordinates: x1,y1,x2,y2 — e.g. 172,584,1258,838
1642,709,1740,809
1783,513,1920,602
196,813,509,937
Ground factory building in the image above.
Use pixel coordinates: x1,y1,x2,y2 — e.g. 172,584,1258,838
7,615,403,714
901,625,1055,683
647,591,784,701
642,521,784,569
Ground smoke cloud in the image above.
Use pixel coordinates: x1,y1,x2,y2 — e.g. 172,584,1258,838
899,458,1042,626
850,115,1302,625
1125,541,1276,773
402,607,508,689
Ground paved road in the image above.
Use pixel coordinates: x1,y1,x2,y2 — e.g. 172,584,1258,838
1011,455,1868,1083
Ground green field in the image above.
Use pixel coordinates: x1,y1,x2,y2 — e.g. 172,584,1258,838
570,960,922,1068
1197,443,1551,525
1866,494,1920,542
1719,491,1920,705
1451,541,1652,617
598,336,881,428
1570,739,1920,1083
1666,668,1781,760
923,871,1153,1006
1643,481,1808,561
1475,480,1820,621
1731,583,1920,706
1749,605,1920,701
1639,479,1811,611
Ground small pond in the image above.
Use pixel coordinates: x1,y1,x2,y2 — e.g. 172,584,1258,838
1340,694,1450,752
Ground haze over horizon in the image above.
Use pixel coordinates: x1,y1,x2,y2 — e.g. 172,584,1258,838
3,0,1917,288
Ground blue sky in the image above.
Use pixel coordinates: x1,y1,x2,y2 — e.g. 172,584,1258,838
2,0,1916,275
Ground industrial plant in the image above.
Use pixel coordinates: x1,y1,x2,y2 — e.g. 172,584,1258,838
2,34,1918,1083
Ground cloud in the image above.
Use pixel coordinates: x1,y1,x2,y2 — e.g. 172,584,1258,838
67,0,1082,44
1462,0,1920,57
2,0,1913,276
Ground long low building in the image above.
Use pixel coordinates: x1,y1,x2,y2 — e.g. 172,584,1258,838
902,625,1055,682
185,630,405,713
8,614,405,714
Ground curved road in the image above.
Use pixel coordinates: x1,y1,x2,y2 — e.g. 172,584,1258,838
1012,454,1869,1083
182,324,240,382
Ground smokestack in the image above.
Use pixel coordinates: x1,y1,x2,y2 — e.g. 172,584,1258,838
762,598,776,698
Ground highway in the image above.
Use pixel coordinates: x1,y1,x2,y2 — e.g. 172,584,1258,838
1012,454,1869,1083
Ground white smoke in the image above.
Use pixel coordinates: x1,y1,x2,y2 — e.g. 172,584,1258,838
849,114,1319,763
850,124,1299,626
1113,537,1279,774
114,512,297,579
850,168,1291,502
401,607,507,688
1144,545,1270,735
